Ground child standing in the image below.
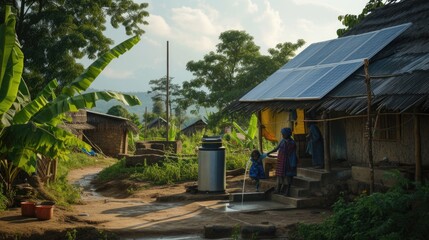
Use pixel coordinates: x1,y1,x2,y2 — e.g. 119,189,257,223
249,149,268,192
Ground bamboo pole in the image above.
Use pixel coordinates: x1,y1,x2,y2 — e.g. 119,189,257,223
323,111,331,172
414,112,422,183
364,59,375,194
258,110,263,152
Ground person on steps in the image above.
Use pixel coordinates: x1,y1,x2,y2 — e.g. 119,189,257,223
306,122,324,169
267,128,298,196
249,149,268,192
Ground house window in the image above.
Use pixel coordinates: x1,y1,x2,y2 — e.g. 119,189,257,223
373,114,400,141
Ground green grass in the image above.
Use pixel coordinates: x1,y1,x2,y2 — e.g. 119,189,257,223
46,152,117,206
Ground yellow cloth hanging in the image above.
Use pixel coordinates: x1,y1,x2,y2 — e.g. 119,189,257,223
260,108,305,141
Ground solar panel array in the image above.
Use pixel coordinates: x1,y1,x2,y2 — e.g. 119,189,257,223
240,23,411,101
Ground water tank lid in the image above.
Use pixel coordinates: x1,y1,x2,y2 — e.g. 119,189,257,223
201,135,222,148
202,136,222,142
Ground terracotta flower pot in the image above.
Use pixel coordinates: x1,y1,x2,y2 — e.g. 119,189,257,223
35,205,54,220
20,201,36,217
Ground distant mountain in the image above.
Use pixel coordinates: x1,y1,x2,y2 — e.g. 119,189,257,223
86,89,154,118
85,89,216,126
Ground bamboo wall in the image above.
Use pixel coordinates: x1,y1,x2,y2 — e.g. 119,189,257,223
345,114,429,166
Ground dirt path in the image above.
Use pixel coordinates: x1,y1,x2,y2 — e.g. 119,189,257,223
0,166,330,239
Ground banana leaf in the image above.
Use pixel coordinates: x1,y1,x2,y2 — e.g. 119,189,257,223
61,36,140,96
0,122,90,173
0,80,30,127
32,91,141,124
0,8,23,114
12,79,58,124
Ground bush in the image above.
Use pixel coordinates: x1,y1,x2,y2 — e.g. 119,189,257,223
290,172,429,240
0,185,8,211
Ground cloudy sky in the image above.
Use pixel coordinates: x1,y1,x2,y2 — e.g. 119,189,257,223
90,0,368,93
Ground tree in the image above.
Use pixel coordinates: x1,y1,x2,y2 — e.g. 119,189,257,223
337,0,391,37
151,99,165,117
180,30,304,114
0,0,149,96
107,104,141,128
107,105,131,119
0,5,141,202
148,76,182,117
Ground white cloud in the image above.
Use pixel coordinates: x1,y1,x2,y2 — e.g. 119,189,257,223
171,7,220,35
291,0,343,13
101,68,134,80
255,1,285,47
246,0,258,13
146,14,171,36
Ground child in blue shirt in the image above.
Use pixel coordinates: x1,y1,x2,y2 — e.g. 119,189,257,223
249,149,268,192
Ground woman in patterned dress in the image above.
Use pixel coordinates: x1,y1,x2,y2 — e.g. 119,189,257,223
267,128,298,196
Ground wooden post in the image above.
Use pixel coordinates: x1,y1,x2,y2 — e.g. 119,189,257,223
364,59,375,194
323,111,331,172
258,110,263,152
414,112,422,183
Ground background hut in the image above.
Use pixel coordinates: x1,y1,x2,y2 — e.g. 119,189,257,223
181,118,207,136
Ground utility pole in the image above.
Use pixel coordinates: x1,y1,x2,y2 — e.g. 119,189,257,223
166,41,170,141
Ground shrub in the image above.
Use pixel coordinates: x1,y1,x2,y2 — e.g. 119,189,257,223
0,185,8,211
290,171,429,240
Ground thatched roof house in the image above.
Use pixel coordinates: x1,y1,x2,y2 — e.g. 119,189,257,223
229,0,429,182
67,110,138,157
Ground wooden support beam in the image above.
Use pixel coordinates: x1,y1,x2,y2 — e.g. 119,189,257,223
323,111,331,172
414,113,422,183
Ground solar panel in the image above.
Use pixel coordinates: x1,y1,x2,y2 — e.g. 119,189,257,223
298,61,362,99
321,32,375,64
299,38,350,67
240,22,411,102
345,23,411,61
240,71,289,101
282,42,326,69
279,66,332,98
259,69,308,100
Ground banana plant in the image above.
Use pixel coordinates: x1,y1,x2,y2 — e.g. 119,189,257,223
230,113,258,149
0,6,142,174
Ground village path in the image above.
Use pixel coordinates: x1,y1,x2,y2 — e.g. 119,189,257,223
0,165,329,239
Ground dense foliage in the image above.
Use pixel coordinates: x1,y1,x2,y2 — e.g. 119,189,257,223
0,0,149,96
291,173,429,240
0,5,142,206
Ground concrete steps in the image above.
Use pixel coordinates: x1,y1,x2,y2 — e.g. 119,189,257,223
236,167,352,209
271,194,323,208
257,167,339,209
